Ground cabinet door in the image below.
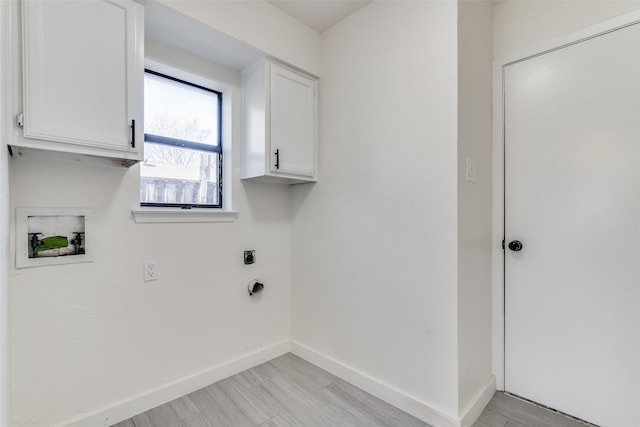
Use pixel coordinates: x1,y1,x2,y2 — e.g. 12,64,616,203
269,63,316,178
21,0,142,153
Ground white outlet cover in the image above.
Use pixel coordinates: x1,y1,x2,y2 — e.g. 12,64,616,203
143,260,158,281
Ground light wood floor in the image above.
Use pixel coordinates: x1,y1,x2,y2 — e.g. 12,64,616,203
473,392,591,427
112,353,589,427
111,353,427,427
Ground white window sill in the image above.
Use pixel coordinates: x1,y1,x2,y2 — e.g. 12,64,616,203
132,208,238,224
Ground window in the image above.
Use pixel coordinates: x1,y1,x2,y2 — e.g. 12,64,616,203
141,70,223,209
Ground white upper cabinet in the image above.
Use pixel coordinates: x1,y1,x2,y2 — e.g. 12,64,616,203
242,58,318,183
11,0,143,166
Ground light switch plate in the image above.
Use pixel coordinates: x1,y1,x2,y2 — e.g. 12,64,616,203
466,157,477,182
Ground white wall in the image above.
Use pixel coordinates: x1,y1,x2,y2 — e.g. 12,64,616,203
7,40,297,427
0,151,8,427
4,0,326,423
0,1,10,425
494,0,640,59
0,1,496,425
457,0,493,418
157,0,322,76
291,0,461,421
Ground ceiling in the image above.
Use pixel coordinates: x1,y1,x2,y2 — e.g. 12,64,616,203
266,0,372,33
145,0,374,71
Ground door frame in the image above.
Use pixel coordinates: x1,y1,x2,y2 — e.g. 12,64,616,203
491,9,640,391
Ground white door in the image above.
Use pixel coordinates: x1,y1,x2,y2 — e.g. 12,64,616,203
504,22,640,427
269,62,317,178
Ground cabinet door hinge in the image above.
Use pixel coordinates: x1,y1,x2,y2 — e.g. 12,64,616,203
16,113,24,128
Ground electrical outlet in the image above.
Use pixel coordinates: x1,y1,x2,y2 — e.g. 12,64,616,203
143,260,158,281
244,250,255,265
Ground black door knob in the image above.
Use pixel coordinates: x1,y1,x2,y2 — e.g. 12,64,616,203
508,240,523,252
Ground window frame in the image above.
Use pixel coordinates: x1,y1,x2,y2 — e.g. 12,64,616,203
141,69,224,209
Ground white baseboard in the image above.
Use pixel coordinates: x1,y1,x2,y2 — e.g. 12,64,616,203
59,341,291,427
57,340,494,427
291,341,461,427
459,375,496,427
